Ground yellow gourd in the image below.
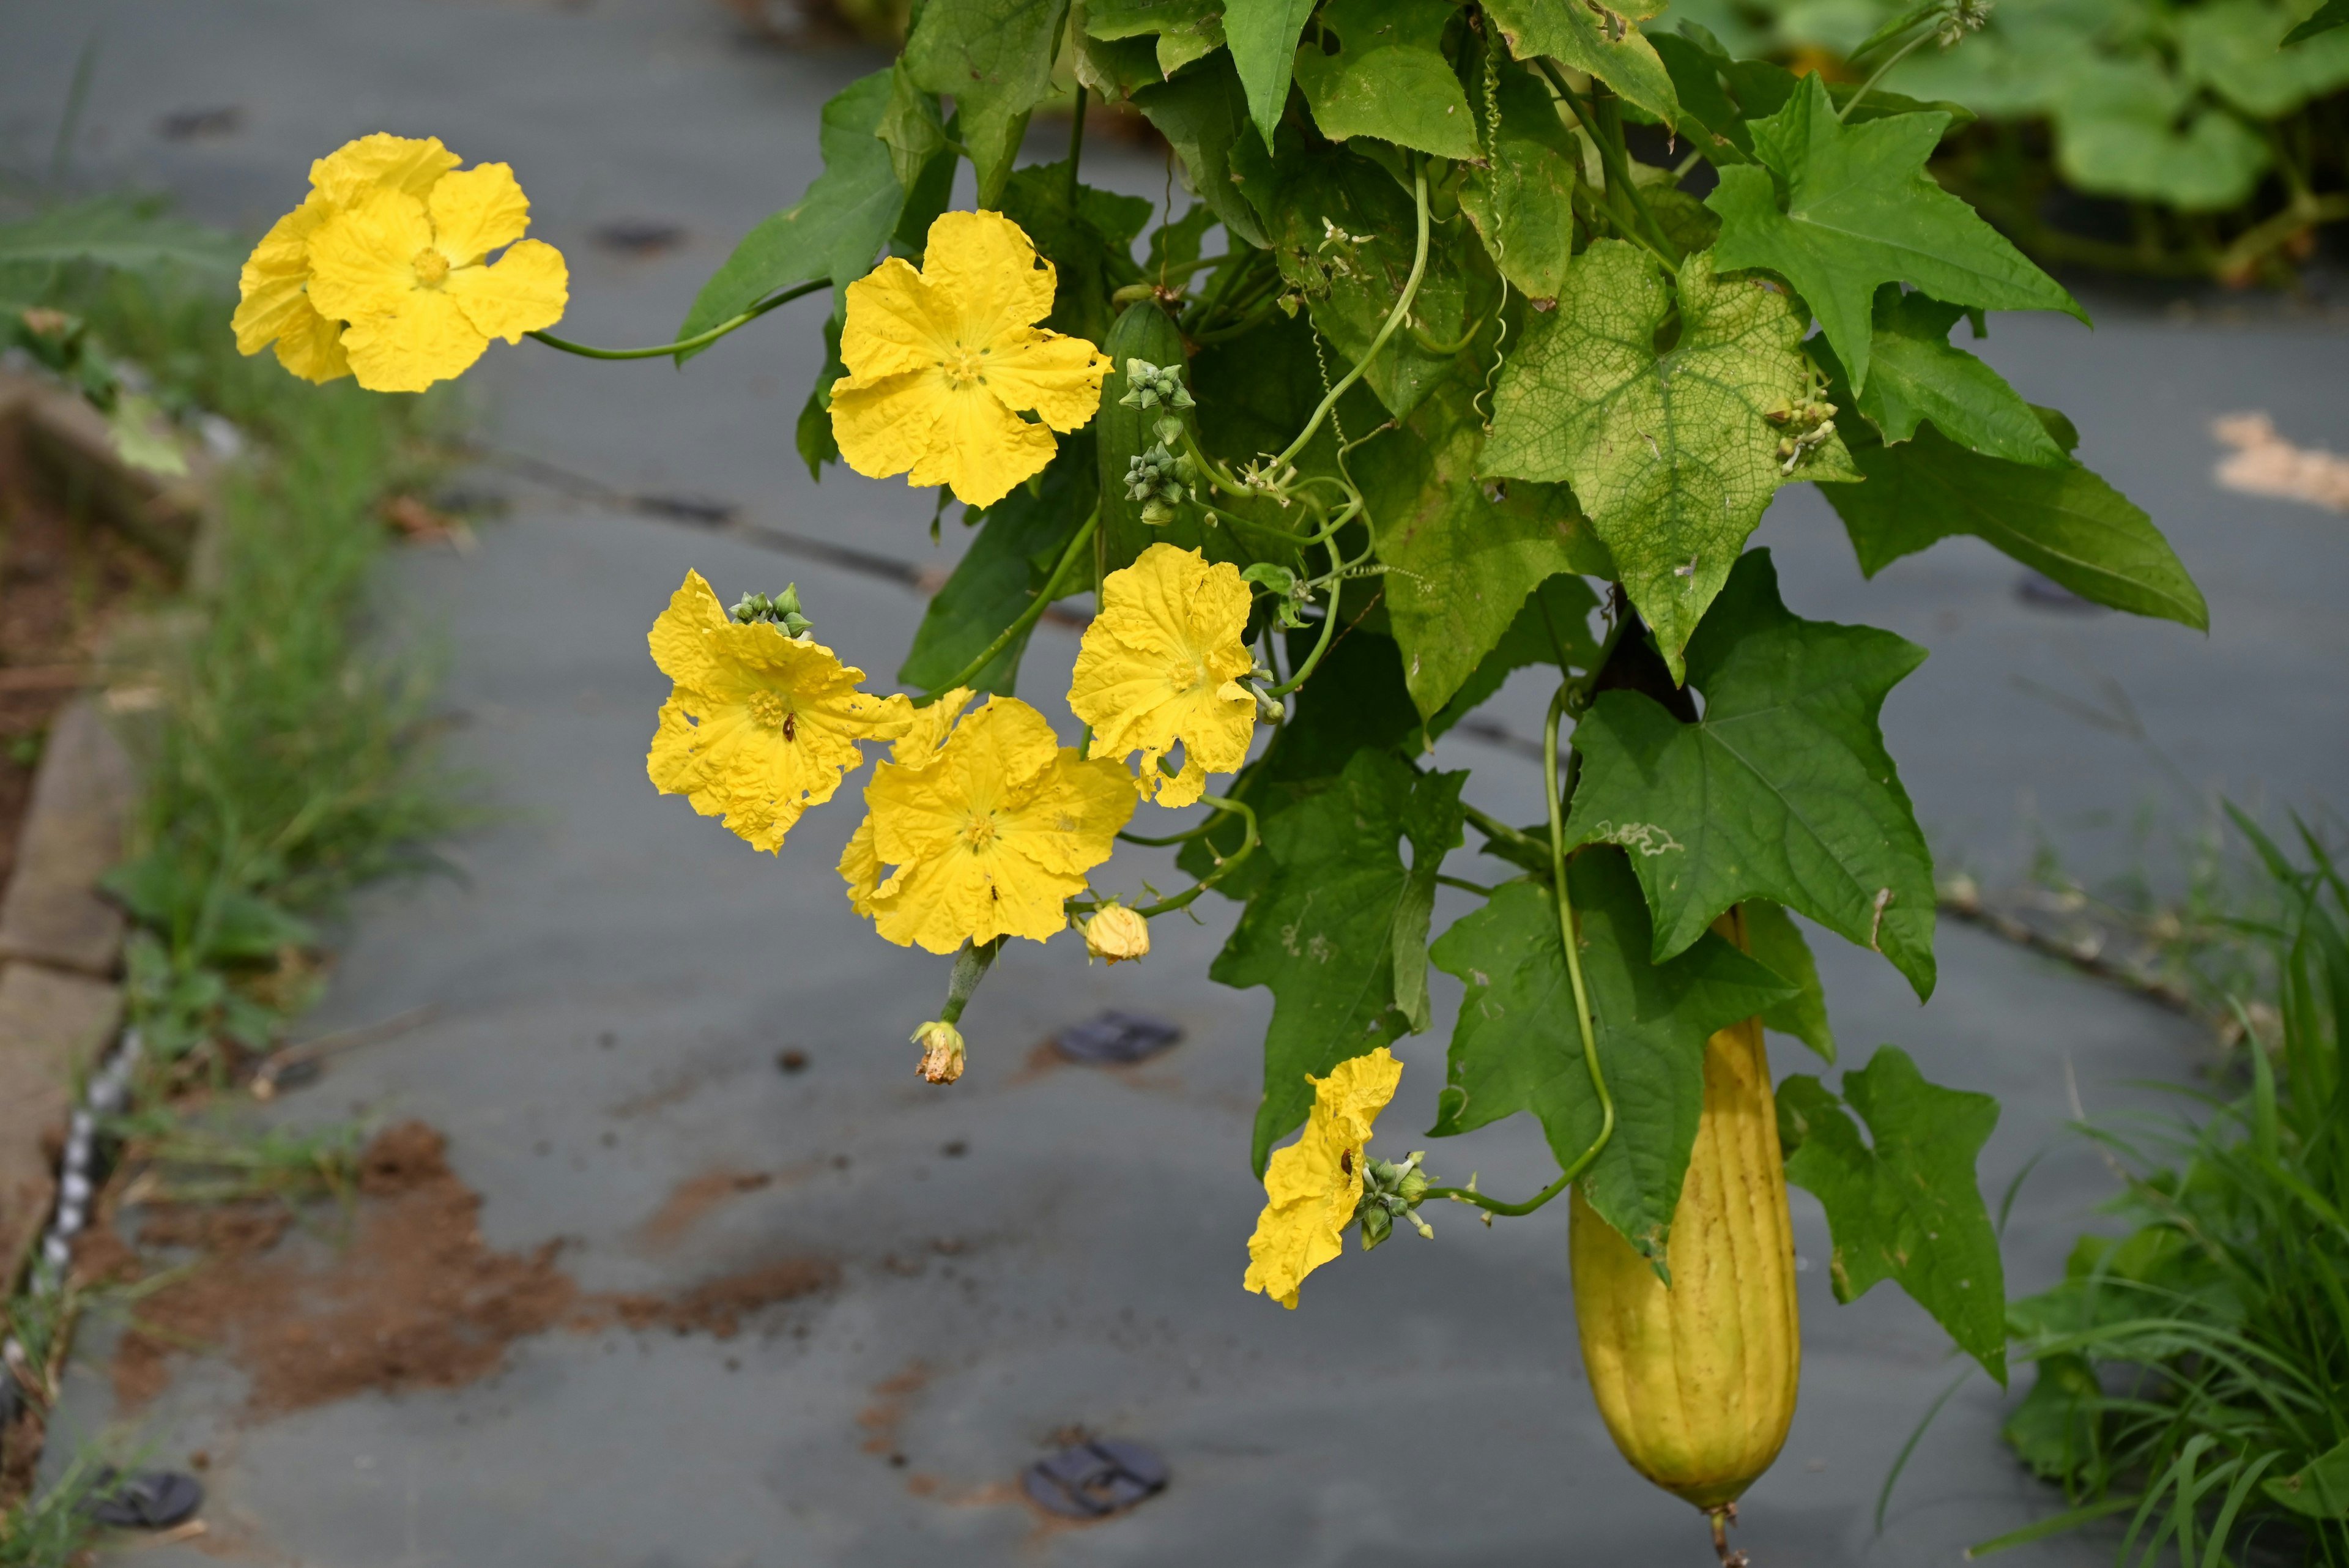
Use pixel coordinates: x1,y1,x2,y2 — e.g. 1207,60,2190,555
1570,909,1800,1537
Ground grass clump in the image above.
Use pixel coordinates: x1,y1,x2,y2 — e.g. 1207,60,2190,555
1987,809,2349,1565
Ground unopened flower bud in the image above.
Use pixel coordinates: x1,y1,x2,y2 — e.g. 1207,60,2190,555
1116,358,1195,412
911,1020,965,1083
1083,903,1151,964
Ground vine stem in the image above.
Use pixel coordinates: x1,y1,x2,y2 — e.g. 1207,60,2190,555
1074,794,1261,920
1269,157,1430,473
917,507,1100,704
527,277,827,360
1537,63,1680,270
1838,28,1934,121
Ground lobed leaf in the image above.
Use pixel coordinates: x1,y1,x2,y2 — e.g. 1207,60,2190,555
1745,900,1835,1063
1847,288,2067,467
1481,0,1679,127
904,0,1071,204
1424,572,1605,742
1135,53,1273,248
1225,0,1319,149
1084,0,1230,75
1293,0,1480,159
1458,51,1581,302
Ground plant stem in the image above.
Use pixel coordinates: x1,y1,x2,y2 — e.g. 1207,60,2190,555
1839,29,1933,122
1544,678,1614,1178
1067,85,1088,202
527,277,828,360
1537,64,1680,267
1271,157,1431,472
919,507,1100,702
1461,800,1546,861
1085,794,1261,918
936,937,1002,1026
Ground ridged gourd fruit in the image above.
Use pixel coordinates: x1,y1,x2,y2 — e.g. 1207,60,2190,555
1569,907,1801,1528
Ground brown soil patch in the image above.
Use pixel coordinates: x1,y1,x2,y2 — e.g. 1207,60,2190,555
110,1122,836,1418
635,1166,774,1252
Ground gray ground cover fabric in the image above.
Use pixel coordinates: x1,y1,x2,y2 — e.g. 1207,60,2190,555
4,1,2347,1562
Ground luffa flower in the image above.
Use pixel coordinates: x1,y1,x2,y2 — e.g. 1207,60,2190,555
1068,543,1256,809
1244,1047,1405,1309
844,696,1134,954
647,571,910,852
232,134,466,383
299,149,569,392
829,210,1112,509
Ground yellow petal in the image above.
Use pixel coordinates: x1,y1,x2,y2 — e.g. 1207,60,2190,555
840,816,890,918
981,331,1111,433
273,304,351,383
998,750,1140,879
647,570,732,687
892,688,974,767
232,196,332,355
306,189,434,325
1242,1047,1402,1308
904,383,1059,508
921,211,1058,356
446,237,568,342
1069,543,1258,803
340,288,488,393
310,133,460,209
838,256,961,383
429,162,532,267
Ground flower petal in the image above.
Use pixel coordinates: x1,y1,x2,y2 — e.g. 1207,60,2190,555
904,383,1059,508
429,162,532,267
647,570,732,688
306,190,434,325
340,288,489,393
982,330,1111,432
310,134,461,209
1242,1047,1402,1307
828,369,945,483
838,256,960,382
1069,544,1259,801
446,237,568,342
232,197,332,355
921,210,1058,354
273,305,351,383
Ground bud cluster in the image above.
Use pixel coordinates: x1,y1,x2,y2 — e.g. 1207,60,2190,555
730,584,813,637
1124,443,1193,527
1765,397,1839,475
1939,0,1992,45
1354,1150,1434,1250
1116,357,1195,414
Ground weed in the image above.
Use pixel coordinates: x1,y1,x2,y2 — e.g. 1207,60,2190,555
107,1107,365,1208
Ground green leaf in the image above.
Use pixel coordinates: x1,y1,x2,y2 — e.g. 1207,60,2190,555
1212,749,1464,1172
1778,1046,2007,1382
1425,572,1603,741
1073,10,1168,97
1706,74,2082,395
795,313,847,480
1460,53,1581,301
876,61,947,193
1356,378,1612,720
995,160,1152,347
1086,0,1230,75
1293,0,1480,158
1823,405,2210,630
1429,852,1794,1261
1849,288,2066,467
1225,0,1319,149
1135,53,1273,248
1744,901,1834,1063
1266,141,1485,420
1482,0,1680,127
1653,31,1978,159
677,70,905,357
1562,548,1938,997
1483,242,1856,680
2285,0,2349,44
0,198,237,274
905,0,1071,204
2183,0,2349,114
2047,58,2270,212
2002,1354,2102,1482
2266,1436,2349,1518
898,436,1094,694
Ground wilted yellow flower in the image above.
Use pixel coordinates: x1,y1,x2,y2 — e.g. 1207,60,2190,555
646,570,910,852
1069,543,1257,809
911,1020,966,1083
1083,902,1151,964
301,151,568,393
828,210,1112,509
848,696,1134,954
1244,1047,1405,1309
232,134,464,383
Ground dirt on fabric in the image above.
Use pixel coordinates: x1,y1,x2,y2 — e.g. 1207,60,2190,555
103,1122,835,1419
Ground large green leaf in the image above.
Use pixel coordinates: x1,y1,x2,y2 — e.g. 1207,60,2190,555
1294,0,1480,158
1085,0,1229,75
1851,288,2066,467
0,198,237,275
1212,749,1465,1172
1482,0,1679,126
2047,57,2269,211
2182,0,2349,114
1356,378,1612,719
1562,548,1938,997
1265,142,1483,420
1778,1046,2006,1382
1483,242,1855,680
905,0,1071,204
1707,73,2082,395
995,160,1152,347
677,70,905,355
1135,54,1273,248
1425,573,1604,741
1225,0,1319,149
1429,852,1794,1262
1460,51,1581,302
1824,404,2210,630
2266,1436,2349,1518
1745,901,1834,1063
898,437,1094,694
2285,0,2349,45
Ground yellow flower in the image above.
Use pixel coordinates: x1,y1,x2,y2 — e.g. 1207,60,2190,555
1244,1047,1405,1309
847,696,1134,954
1068,543,1258,809
828,210,1112,509
302,152,568,393
232,134,463,384
646,571,911,852
841,686,970,917
1083,902,1151,964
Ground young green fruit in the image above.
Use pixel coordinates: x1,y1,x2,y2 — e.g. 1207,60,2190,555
1569,916,1800,1516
